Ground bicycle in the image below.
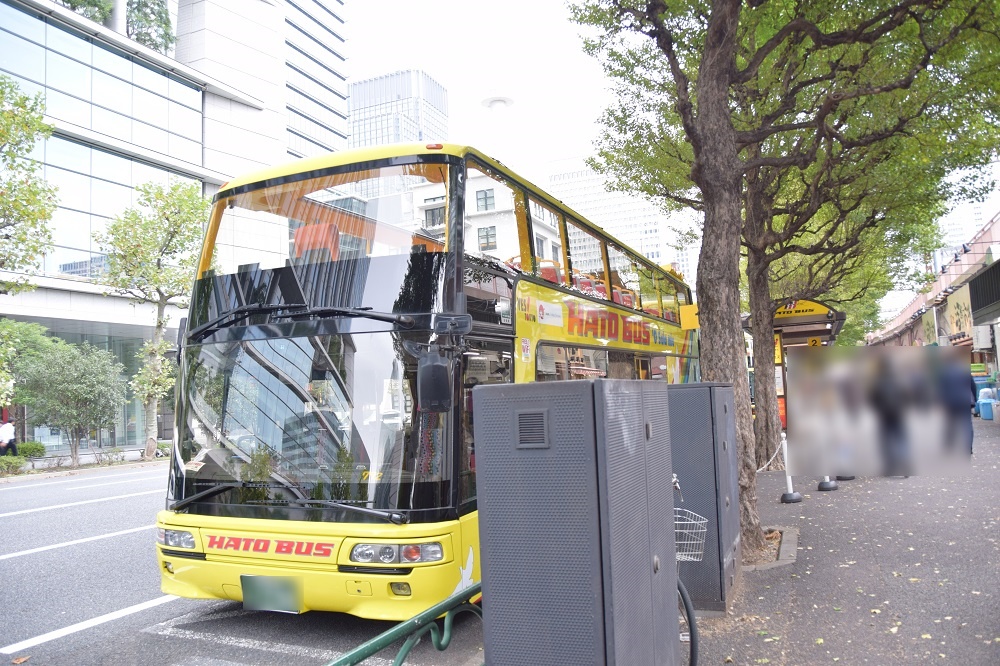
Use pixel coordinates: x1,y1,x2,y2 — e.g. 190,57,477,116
673,473,708,666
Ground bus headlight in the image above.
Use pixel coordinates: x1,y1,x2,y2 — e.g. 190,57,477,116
351,544,376,563
157,528,195,549
350,542,443,564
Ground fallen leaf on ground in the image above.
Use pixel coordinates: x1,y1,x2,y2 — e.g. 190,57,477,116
12,658,30,665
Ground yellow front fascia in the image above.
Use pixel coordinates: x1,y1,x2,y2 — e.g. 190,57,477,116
156,510,477,621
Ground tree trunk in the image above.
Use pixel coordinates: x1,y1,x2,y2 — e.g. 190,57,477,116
142,300,167,460
69,428,80,467
689,0,765,555
747,249,782,470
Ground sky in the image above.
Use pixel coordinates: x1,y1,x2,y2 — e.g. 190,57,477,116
341,0,613,183
341,2,1000,323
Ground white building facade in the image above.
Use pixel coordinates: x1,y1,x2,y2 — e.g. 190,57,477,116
0,0,349,448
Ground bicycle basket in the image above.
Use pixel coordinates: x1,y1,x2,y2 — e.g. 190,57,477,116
674,508,708,562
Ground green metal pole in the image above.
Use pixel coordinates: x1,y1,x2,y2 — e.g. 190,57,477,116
325,582,483,666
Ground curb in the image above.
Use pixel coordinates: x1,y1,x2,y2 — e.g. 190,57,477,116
743,526,799,571
0,457,169,485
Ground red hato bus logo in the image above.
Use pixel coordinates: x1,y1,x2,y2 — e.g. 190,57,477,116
204,535,335,557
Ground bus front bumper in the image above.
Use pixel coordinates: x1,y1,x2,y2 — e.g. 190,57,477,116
157,545,468,621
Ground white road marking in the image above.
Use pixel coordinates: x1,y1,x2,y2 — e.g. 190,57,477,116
150,626,348,662
145,606,397,665
66,477,163,490
0,525,154,561
0,490,163,518
0,595,178,654
0,470,165,491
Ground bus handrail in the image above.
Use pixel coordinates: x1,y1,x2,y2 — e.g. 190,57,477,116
324,582,483,666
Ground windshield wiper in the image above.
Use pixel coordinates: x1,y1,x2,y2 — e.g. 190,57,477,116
169,481,298,511
273,306,415,329
188,303,308,342
169,482,241,511
291,499,409,525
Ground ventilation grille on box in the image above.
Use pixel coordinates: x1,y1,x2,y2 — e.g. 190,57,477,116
516,409,549,449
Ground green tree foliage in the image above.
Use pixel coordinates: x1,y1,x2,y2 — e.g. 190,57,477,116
17,341,126,467
54,0,112,23
0,75,57,295
0,319,54,406
573,0,1000,551
94,180,209,459
126,0,175,54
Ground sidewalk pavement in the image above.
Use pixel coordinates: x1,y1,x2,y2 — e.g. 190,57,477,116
697,416,1000,665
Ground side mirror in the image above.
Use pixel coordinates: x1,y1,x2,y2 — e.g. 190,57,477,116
175,318,187,364
417,347,454,412
433,314,472,336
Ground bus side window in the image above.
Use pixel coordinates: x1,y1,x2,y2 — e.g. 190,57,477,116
607,243,643,311
527,196,566,285
465,160,527,270
565,219,608,300
659,277,681,323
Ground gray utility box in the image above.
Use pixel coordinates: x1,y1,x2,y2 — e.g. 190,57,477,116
473,379,679,666
668,383,741,614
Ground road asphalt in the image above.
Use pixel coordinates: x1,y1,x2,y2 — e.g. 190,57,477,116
694,417,1000,666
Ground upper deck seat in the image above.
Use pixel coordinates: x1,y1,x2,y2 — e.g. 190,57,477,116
294,222,340,261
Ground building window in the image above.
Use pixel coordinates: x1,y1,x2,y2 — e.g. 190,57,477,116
476,189,495,211
479,226,497,251
535,236,545,259
424,206,445,228
552,243,561,261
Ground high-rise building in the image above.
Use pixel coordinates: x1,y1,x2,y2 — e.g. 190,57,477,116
0,0,349,447
545,159,700,287
283,0,349,157
348,70,448,148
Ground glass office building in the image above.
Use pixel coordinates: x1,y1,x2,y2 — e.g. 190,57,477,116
0,0,350,450
285,0,349,157
348,70,448,148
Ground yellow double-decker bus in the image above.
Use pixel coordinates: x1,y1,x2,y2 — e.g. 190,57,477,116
155,143,699,620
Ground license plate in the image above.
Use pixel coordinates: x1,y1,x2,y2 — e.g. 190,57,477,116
240,575,303,614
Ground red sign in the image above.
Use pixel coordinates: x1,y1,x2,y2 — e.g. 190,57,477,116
205,535,335,557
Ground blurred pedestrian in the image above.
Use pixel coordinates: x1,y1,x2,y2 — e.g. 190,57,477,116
869,355,912,477
937,352,976,455
0,418,16,456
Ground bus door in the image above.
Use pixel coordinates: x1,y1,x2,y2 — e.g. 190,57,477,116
459,338,513,501
455,337,512,591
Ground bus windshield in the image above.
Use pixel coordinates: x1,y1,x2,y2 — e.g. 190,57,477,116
191,160,454,330
173,158,460,521
175,330,453,521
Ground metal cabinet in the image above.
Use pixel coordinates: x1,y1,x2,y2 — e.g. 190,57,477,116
473,379,679,666
668,383,741,614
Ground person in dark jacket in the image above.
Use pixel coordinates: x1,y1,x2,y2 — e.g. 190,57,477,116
937,351,977,455
869,355,912,477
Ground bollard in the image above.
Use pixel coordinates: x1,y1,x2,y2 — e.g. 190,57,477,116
818,476,839,491
780,432,802,503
